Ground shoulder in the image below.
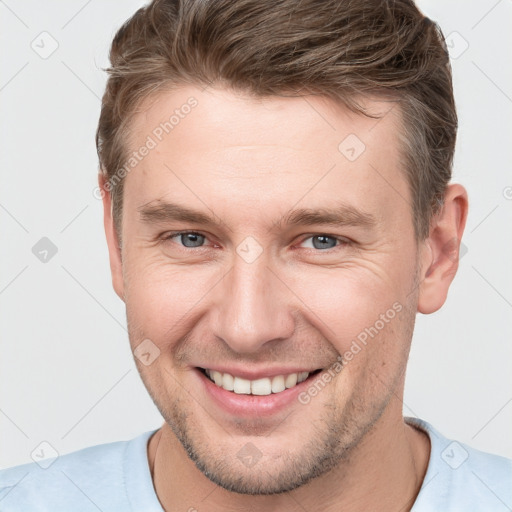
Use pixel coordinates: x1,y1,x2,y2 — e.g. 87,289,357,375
0,430,157,512
407,417,512,512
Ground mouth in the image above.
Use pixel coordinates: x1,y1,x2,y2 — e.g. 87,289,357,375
197,367,323,396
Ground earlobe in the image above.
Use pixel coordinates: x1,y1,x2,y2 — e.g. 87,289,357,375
417,184,469,314
98,173,125,302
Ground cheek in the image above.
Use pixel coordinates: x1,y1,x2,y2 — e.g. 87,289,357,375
288,261,410,354
122,236,417,365
123,254,215,347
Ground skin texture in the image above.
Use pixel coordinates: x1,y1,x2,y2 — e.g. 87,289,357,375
100,85,468,511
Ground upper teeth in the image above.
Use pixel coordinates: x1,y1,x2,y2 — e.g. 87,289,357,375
205,369,310,395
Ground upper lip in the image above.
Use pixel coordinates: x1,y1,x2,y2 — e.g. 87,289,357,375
196,365,323,380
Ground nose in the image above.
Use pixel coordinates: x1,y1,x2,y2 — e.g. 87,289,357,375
211,253,296,354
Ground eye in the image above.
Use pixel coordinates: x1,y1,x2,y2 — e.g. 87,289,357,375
164,231,209,248
161,231,349,252
298,234,348,251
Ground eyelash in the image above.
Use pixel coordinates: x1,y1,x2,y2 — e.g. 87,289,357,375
161,230,351,252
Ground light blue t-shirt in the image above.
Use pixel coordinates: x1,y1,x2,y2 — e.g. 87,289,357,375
0,417,510,511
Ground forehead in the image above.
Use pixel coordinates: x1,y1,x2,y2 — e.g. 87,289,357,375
123,85,410,231
130,86,401,156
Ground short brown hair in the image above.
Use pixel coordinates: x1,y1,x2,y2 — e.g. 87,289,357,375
96,0,456,241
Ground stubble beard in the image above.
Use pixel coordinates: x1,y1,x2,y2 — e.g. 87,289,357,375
131,273,419,495
140,337,413,496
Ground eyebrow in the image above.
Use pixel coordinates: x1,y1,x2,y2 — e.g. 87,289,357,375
137,200,377,231
276,205,377,230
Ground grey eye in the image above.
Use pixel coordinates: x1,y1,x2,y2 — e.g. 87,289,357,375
177,232,206,248
302,235,339,250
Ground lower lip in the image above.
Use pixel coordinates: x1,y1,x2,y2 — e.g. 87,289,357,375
195,368,317,418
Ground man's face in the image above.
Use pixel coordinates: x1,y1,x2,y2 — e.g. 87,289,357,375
114,86,422,493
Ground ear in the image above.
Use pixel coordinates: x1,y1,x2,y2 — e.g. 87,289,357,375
417,183,469,314
98,173,125,302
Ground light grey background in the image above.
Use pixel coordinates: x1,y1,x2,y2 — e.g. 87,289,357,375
1,0,511,469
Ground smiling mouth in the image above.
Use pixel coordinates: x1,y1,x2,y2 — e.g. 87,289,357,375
197,367,323,396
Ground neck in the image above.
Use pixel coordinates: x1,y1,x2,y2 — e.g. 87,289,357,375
148,403,430,512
